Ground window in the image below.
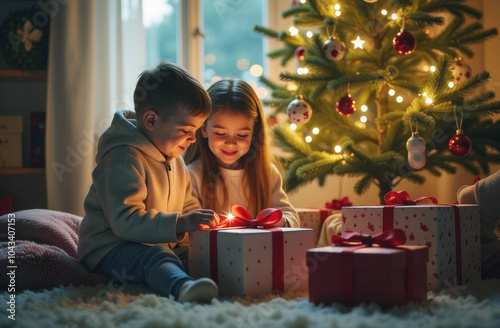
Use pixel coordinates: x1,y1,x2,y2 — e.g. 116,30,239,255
142,0,267,98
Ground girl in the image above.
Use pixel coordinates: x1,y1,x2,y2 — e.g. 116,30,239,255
183,79,299,227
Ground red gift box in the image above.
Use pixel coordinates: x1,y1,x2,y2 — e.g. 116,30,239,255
307,230,428,307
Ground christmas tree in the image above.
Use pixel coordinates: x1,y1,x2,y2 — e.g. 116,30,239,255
255,0,500,204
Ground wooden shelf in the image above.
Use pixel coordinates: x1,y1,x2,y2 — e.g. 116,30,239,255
0,168,45,175
0,70,47,82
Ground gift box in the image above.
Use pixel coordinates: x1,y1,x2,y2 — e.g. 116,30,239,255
0,116,23,168
342,194,481,291
297,208,337,246
189,227,314,297
307,243,428,308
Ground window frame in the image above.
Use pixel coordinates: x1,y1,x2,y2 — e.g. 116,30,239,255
177,0,292,84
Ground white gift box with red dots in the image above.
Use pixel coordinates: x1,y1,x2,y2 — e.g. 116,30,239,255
189,228,314,297
341,204,481,291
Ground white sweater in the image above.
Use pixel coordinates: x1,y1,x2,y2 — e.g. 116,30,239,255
187,159,300,228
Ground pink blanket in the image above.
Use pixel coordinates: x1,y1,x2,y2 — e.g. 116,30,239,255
0,209,108,291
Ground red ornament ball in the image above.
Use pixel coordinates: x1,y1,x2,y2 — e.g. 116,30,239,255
336,95,356,116
448,131,472,157
393,29,416,55
287,97,312,125
295,46,305,61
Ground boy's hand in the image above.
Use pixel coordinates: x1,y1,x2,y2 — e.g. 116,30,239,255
177,210,220,233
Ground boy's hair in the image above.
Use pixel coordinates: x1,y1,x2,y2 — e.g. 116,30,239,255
184,79,273,214
133,61,211,119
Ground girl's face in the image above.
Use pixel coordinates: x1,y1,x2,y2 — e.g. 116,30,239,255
201,109,255,169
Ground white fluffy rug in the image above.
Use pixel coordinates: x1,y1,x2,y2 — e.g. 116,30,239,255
2,279,500,328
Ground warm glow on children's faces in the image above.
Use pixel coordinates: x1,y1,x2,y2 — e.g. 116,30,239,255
201,110,255,169
148,111,206,160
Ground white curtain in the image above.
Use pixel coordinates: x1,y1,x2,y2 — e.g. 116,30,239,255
46,0,146,215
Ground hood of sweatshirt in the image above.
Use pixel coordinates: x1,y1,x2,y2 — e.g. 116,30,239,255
95,109,166,164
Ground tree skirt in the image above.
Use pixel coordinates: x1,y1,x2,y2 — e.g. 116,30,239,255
2,279,500,328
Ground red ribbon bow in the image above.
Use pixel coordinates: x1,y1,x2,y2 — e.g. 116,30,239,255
331,229,406,248
218,205,282,228
384,190,438,205
325,196,352,210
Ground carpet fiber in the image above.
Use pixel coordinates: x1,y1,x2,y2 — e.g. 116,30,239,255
2,279,500,328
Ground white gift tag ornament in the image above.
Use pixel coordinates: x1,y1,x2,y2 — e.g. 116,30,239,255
406,132,426,169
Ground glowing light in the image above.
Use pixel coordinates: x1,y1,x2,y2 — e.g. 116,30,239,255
250,64,263,77
287,83,298,91
289,26,299,36
290,123,297,130
297,67,309,75
211,76,222,84
425,97,433,104
335,10,341,16
256,87,268,99
226,213,235,221
360,116,367,123
422,92,428,97
306,31,313,38
205,54,216,65
300,0,306,3
334,4,340,10
305,136,312,143
312,127,319,134
448,82,454,88
396,96,403,103
430,66,436,72
142,0,173,27
388,89,396,96
237,58,249,70
248,80,258,89
381,9,388,15
391,13,398,20
361,105,368,112
351,36,365,49
423,65,429,72
334,145,342,153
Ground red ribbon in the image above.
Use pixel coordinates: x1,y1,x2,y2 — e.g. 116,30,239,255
325,196,352,210
332,229,407,247
384,190,438,205
218,205,282,228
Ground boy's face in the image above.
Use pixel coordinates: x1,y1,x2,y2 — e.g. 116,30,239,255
148,110,207,160
201,110,254,169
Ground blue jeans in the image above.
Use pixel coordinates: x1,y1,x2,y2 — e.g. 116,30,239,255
94,242,193,299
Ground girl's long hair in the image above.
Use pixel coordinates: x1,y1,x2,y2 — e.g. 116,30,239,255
184,79,272,215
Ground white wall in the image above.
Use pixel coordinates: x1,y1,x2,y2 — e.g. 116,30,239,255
268,0,500,207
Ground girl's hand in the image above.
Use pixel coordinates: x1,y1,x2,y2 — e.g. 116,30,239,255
177,210,220,233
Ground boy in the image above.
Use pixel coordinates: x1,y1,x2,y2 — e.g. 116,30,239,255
77,62,219,303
